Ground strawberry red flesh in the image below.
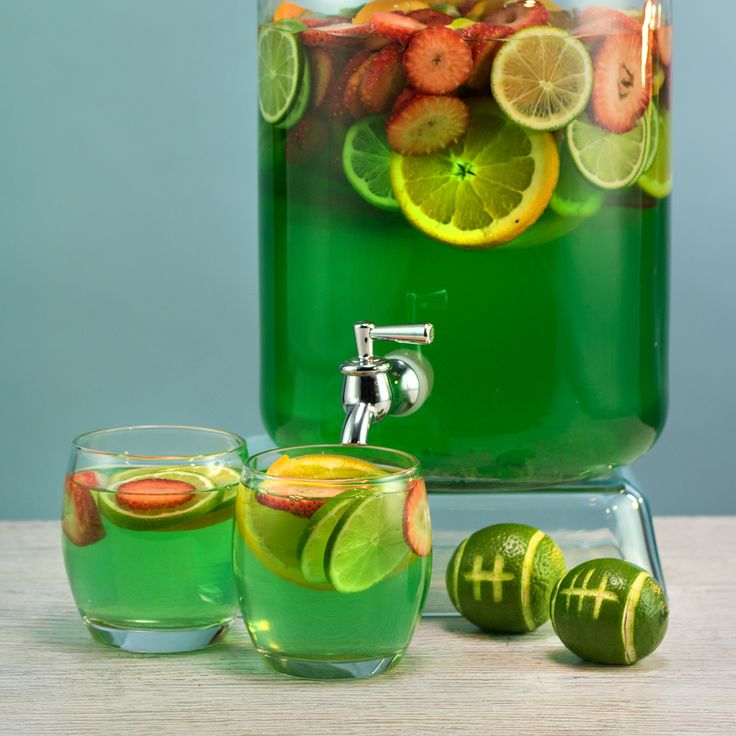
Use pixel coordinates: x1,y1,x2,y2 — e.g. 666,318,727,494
574,6,641,45
302,16,350,28
307,48,335,109
403,26,473,95
403,478,431,557
331,50,373,123
483,0,549,31
344,55,373,119
655,25,672,66
62,472,106,547
386,93,470,155
255,483,343,519
591,31,652,133
116,478,196,511
407,9,454,27
301,22,372,47
360,45,407,114
458,23,513,90
370,11,427,44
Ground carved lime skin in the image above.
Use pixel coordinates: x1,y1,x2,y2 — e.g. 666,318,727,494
446,523,565,633
550,559,669,665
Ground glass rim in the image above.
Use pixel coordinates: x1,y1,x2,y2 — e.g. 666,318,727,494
72,425,247,461
246,443,419,486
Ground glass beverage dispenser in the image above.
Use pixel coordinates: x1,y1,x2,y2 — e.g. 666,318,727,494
257,0,672,608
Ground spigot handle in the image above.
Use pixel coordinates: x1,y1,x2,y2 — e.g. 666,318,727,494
354,322,434,361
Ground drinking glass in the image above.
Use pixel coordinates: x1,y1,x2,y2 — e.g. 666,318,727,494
62,425,246,653
233,444,432,679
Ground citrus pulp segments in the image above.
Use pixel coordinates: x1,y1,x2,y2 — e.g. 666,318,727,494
492,26,594,132
390,99,559,248
638,109,671,199
266,453,386,480
567,111,650,190
326,491,411,593
258,26,302,124
343,116,400,212
98,467,220,531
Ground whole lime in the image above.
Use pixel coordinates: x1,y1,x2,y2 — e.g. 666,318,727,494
550,558,669,665
446,523,565,633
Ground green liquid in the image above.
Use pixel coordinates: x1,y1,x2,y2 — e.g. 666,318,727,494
233,488,430,660
259,125,669,482
63,478,238,630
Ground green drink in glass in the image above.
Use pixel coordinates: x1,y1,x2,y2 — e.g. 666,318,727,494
233,445,432,679
62,425,246,653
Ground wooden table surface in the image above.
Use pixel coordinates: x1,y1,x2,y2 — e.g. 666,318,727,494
1,518,734,735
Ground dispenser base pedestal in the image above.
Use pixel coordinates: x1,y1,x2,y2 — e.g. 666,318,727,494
425,475,663,617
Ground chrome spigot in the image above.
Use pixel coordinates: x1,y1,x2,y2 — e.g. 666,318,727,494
340,322,434,445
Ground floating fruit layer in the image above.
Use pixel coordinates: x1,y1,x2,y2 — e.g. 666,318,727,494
260,0,672,248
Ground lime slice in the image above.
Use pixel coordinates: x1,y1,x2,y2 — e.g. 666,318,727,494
638,109,671,199
641,105,661,174
325,491,410,593
446,523,565,633
491,27,593,132
297,491,359,585
258,26,302,124
550,559,668,665
277,51,311,130
567,111,650,190
549,141,604,218
391,98,559,248
343,116,399,212
98,468,219,531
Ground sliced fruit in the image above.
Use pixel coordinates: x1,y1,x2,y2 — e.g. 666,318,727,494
549,141,604,218
387,94,469,155
403,478,431,556
403,26,473,94
591,31,652,133
482,0,549,31
277,51,311,129
360,45,407,114
62,471,106,547
344,54,373,118
353,1,430,25
301,22,372,47
655,25,672,66
266,453,386,480
308,48,335,109
258,26,302,124
343,115,400,211
369,11,427,44
638,109,671,199
573,6,641,45
273,1,307,22
407,8,454,26
491,26,593,131
390,98,559,247
465,0,506,22
98,468,219,531
331,50,373,123
297,491,359,584
326,491,411,593
641,103,660,173
567,111,650,190
302,16,350,28
456,23,511,90
392,86,419,112
286,111,329,164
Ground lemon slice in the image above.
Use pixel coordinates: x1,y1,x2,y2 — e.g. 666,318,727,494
266,453,386,479
491,26,593,132
390,98,559,248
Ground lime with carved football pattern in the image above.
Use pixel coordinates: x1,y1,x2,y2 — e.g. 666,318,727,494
550,558,669,665
446,523,565,632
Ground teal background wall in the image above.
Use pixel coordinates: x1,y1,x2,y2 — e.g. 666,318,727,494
1,1,733,517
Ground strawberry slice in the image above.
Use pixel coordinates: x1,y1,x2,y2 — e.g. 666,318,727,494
301,22,372,47
407,9,454,27
301,16,350,28
307,47,336,109
331,50,372,123
344,55,373,119
255,483,342,519
116,477,196,511
370,11,427,44
392,86,419,114
591,32,652,133
403,478,431,557
386,93,470,155
62,471,106,547
360,45,407,114
286,112,329,163
574,6,641,46
458,23,513,90
655,24,672,66
403,26,473,95
482,0,549,31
